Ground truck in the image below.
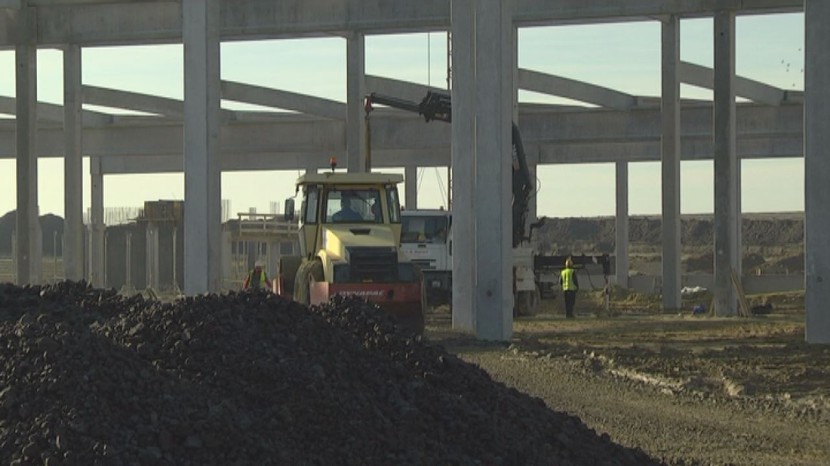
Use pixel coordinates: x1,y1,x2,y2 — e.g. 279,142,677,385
275,164,426,332
400,207,613,314
399,208,452,305
366,90,611,315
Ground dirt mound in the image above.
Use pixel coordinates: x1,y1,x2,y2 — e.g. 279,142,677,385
0,282,660,465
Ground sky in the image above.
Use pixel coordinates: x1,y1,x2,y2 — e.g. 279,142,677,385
0,12,806,221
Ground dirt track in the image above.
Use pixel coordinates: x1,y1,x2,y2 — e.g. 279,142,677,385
425,303,830,466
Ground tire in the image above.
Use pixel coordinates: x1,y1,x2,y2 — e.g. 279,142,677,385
293,261,310,306
515,287,540,317
295,260,324,307
279,256,303,295
308,260,324,283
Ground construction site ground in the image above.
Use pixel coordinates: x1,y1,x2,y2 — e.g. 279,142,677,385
424,289,829,466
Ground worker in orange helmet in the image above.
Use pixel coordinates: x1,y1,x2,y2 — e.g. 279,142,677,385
243,261,271,290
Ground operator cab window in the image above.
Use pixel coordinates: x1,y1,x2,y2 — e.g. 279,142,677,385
325,189,382,223
386,186,401,224
302,186,319,224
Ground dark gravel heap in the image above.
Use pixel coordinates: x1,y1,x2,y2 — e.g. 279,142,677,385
0,281,662,466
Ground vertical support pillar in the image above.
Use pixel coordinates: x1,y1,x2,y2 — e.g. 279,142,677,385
805,0,830,343
146,223,159,291
183,0,222,294
89,157,105,287
660,15,682,310
125,232,133,292
221,229,232,289
450,0,476,332
63,44,84,281
713,11,739,316
615,161,629,288
15,8,40,285
405,166,418,210
172,227,179,292
346,32,367,172
474,0,513,341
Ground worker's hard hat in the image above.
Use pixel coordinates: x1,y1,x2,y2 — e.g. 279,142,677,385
255,261,264,268
565,258,573,267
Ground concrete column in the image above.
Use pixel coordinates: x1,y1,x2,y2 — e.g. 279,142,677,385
146,223,159,291
221,229,232,289
660,16,681,311
14,9,40,285
450,0,476,333
63,44,84,281
183,0,222,294
805,0,830,344
89,157,105,287
404,166,418,210
474,0,513,341
124,232,133,292
346,32,367,172
713,11,739,316
615,161,629,288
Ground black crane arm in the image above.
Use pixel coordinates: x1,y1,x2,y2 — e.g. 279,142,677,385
364,90,534,247
365,91,452,123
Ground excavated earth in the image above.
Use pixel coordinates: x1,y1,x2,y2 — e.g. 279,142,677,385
0,282,661,466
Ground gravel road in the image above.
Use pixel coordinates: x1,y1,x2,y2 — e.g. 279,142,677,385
429,314,830,466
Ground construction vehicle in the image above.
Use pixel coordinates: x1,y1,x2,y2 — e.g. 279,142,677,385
400,206,612,313
366,91,611,315
275,161,426,332
400,208,452,305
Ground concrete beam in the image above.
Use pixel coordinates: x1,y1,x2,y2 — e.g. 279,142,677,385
0,95,112,125
0,0,802,47
83,85,185,117
513,0,803,25
220,81,346,120
518,68,637,110
0,101,805,162
680,61,786,106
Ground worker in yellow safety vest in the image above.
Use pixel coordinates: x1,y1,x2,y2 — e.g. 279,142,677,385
559,257,580,318
243,261,271,290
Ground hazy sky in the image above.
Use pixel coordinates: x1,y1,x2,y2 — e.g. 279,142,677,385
0,12,805,220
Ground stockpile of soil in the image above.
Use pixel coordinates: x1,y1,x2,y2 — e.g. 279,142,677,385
0,282,661,465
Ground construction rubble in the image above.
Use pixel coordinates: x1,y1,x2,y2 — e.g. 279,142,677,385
0,282,662,465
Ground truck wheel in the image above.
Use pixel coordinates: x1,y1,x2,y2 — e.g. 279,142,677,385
298,260,324,307
515,289,539,316
309,260,324,283
294,262,310,306
308,260,324,305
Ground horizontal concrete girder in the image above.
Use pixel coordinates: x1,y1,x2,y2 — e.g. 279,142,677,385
0,100,802,171
0,0,803,47
679,61,788,106
0,95,112,124
518,68,637,110
221,81,346,119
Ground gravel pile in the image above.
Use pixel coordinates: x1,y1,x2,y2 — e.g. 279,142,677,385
0,281,662,465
